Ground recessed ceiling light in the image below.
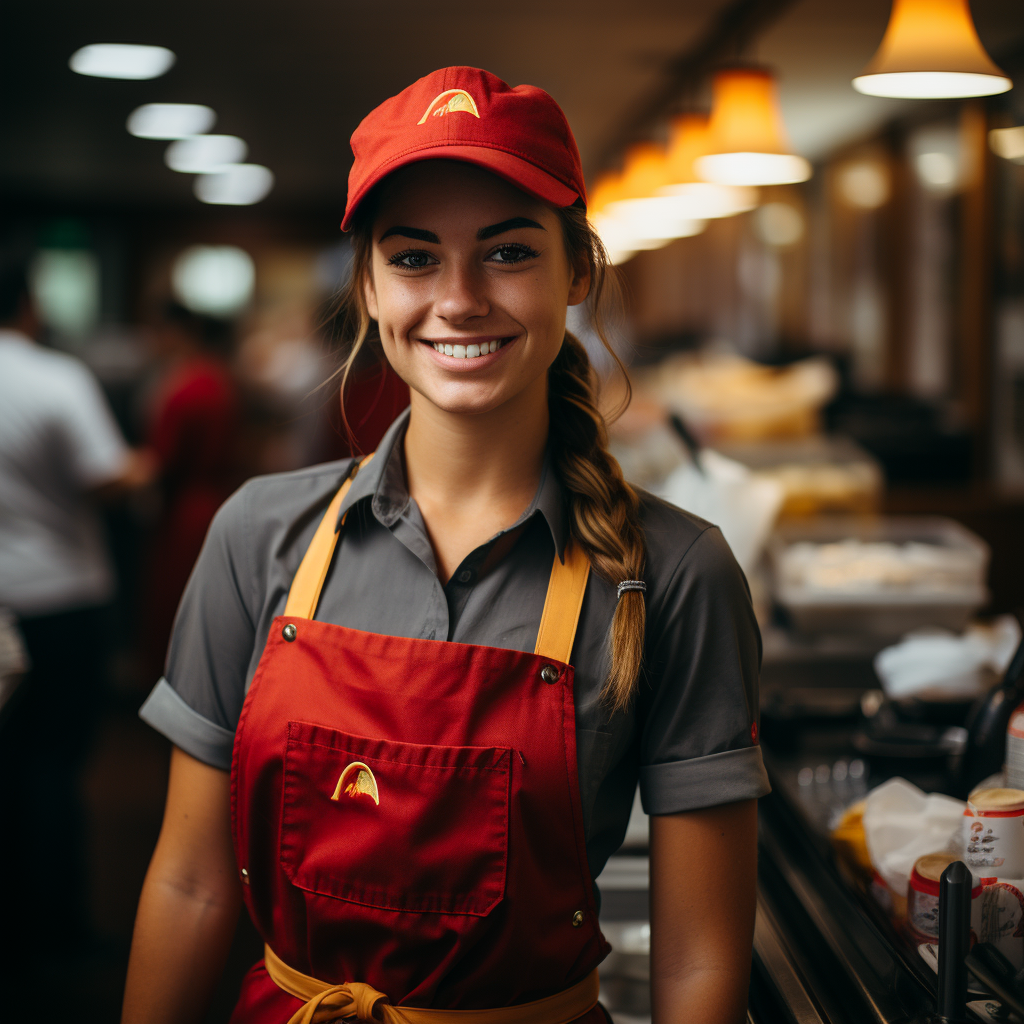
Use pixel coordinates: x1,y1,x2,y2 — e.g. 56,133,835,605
194,164,275,205
127,103,215,139
69,43,175,80
165,135,247,173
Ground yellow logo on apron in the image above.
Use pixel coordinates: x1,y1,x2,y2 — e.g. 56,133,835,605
332,762,380,805
417,89,481,125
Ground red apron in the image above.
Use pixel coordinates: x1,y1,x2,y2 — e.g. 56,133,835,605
229,460,610,1022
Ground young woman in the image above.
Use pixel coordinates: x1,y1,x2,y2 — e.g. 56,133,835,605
124,67,768,1024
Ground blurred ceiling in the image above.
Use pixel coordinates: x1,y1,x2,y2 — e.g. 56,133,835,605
3,0,1023,217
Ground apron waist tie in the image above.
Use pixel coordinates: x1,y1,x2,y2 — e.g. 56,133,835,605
263,944,600,1024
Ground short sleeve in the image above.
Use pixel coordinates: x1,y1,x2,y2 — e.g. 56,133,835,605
638,526,769,815
139,484,257,770
57,360,129,488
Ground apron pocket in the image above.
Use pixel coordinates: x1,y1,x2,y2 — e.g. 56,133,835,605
281,720,510,916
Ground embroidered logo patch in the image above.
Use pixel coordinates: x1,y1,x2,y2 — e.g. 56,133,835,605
331,761,380,805
417,89,481,125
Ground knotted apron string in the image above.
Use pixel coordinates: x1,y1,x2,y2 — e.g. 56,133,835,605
264,944,600,1024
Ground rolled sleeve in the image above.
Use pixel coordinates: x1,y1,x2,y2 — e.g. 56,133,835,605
640,747,769,815
139,482,259,756
639,524,770,815
140,678,235,770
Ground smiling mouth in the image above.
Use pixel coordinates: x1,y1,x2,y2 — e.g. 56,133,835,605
426,338,510,360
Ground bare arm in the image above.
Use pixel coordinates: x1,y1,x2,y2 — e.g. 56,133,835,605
122,746,243,1024
649,800,758,1024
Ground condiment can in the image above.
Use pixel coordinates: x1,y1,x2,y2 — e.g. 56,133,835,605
971,878,1024,970
908,852,963,941
1007,702,1024,790
963,789,1024,878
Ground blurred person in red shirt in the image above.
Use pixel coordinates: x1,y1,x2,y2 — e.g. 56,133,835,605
141,302,241,680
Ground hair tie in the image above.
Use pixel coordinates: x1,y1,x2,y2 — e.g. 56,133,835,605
617,580,646,600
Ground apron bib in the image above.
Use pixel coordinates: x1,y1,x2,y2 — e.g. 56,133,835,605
229,460,610,1022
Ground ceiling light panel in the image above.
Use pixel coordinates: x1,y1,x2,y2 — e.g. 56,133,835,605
128,103,216,139
194,164,275,205
165,135,247,173
69,43,175,80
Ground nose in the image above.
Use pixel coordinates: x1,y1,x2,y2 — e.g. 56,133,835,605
433,260,489,324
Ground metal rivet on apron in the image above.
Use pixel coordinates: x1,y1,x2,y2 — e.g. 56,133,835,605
282,623,297,642
540,665,559,684
572,910,584,927
241,867,250,885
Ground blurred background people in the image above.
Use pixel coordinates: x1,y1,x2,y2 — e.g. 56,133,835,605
0,263,153,993
139,301,240,681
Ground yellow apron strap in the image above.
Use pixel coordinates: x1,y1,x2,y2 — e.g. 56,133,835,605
282,451,590,664
263,943,600,1024
284,454,375,620
533,538,590,665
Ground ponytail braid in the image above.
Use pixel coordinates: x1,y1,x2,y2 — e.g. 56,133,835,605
552,208,646,712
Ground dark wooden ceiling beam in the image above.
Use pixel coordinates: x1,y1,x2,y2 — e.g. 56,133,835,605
594,0,801,174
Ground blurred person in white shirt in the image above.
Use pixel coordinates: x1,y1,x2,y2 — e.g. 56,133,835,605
0,262,153,986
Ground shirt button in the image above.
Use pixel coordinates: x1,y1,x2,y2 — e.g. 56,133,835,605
457,569,472,583
540,665,559,684
572,910,584,927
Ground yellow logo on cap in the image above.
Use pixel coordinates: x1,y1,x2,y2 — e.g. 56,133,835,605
418,89,481,125
331,762,380,806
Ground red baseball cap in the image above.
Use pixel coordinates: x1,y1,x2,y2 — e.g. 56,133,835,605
341,66,587,231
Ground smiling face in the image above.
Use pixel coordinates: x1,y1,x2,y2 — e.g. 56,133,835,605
362,161,590,418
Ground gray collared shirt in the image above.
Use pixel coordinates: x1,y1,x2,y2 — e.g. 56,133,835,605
141,409,768,882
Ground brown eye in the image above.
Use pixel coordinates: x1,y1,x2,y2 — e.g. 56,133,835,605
487,243,539,265
388,250,437,269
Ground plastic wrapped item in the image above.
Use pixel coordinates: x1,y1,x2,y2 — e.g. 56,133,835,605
770,517,990,637
652,448,784,577
862,777,966,898
874,617,1022,702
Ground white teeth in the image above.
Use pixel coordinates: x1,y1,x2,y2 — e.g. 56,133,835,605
430,339,506,359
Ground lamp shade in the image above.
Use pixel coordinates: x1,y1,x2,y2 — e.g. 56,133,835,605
853,0,1011,98
696,67,812,186
618,142,671,200
661,114,758,218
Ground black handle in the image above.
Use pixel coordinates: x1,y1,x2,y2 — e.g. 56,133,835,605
937,861,971,1022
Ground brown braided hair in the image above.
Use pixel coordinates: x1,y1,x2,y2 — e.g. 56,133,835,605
327,198,646,711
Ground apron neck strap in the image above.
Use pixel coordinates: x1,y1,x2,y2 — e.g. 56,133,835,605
284,454,374,620
283,455,590,665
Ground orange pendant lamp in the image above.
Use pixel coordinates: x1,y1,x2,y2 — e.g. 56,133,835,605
696,67,812,186
661,113,758,218
853,0,1011,98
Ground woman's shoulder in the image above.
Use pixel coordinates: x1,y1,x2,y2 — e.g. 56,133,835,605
211,458,359,549
633,487,747,609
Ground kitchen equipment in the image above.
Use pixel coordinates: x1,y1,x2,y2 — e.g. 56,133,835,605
955,625,1024,796
937,861,971,1023
770,516,990,638
716,434,882,519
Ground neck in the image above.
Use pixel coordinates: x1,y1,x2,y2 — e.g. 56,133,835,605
404,380,549,530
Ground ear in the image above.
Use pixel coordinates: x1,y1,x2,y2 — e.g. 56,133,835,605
567,259,591,307
362,268,379,321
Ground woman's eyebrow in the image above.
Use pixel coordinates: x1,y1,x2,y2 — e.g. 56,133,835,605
478,217,545,240
379,226,440,243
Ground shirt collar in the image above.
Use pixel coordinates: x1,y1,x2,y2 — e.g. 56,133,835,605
335,406,569,558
